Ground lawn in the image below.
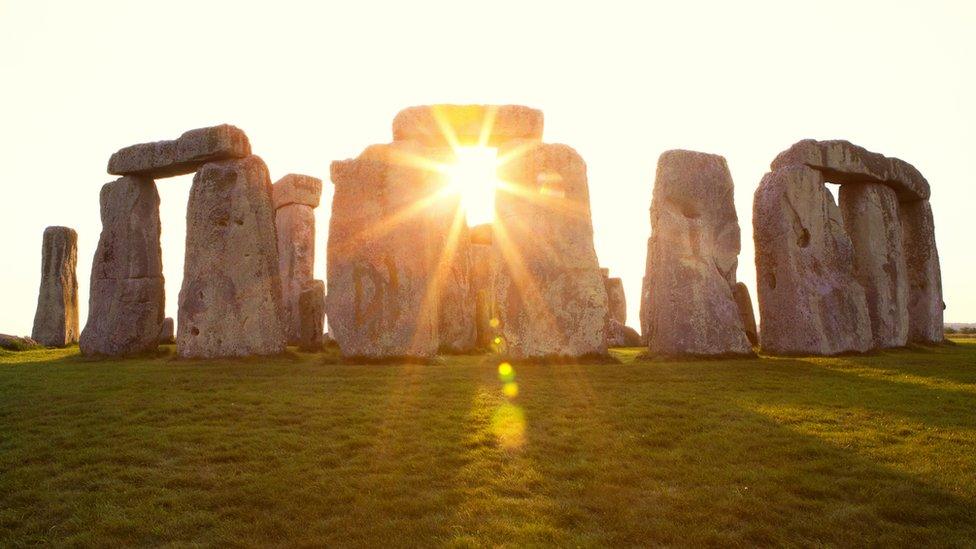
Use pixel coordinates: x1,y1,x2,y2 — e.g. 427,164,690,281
1,341,975,546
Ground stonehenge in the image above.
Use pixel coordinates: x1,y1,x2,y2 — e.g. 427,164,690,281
641,150,754,357
108,124,251,178
297,280,326,352
755,139,942,354
273,174,323,344
159,318,175,344
31,226,79,347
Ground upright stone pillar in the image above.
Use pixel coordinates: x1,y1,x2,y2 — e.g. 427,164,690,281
469,224,497,350
297,280,326,352
80,176,165,356
31,226,79,347
273,174,323,344
900,200,944,343
177,155,286,358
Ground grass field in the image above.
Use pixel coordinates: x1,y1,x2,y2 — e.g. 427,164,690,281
1,340,975,546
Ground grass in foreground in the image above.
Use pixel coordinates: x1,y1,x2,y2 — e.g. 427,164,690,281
1,341,975,546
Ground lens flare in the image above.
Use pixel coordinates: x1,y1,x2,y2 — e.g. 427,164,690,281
446,147,499,225
491,403,526,449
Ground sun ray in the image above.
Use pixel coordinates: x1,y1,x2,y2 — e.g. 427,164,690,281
431,105,463,151
477,105,499,148
412,198,468,349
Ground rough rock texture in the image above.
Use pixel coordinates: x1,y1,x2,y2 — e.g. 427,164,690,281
177,156,286,358
0,334,40,351
771,139,929,202
108,124,251,179
159,318,175,344
604,275,626,324
80,176,165,356
840,184,909,348
470,236,498,350
393,104,543,147
754,165,873,355
273,174,323,210
297,280,325,352
900,200,944,343
639,238,652,345
275,200,317,344
326,143,444,359
607,319,641,347
430,192,477,353
493,141,608,359
31,226,79,347
732,282,758,347
643,151,753,357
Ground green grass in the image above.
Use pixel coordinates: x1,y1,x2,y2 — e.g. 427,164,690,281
2,341,976,546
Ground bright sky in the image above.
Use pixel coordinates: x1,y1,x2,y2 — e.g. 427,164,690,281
1,0,974,336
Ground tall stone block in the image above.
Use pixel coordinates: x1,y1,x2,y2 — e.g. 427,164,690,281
493,141,608,359
840,184,909,348
732,282,758,347
273,174,322,344
753,166,873,355
900,200,944,343
604,275,626,325
642,150,753,357
297,280,326,352
469,225,498,350
177,155,286,358
80,176,165,356
31,226,79,347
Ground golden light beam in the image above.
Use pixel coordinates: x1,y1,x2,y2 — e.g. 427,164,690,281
495,178,590,220
477,105,499,148
431,105,463,151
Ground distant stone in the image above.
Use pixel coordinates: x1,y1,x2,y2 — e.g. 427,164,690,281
0,334,40,351
771,139,929,202
159,318,174,344
607,320,641,347
31,226,79,347
275,201,316,344
639,239,652,345
840,183,909,348
297,280,325,352
900,200,944,343
643,150,753,357
732,282,758,347
470,239,498,350
273,173,323,209
753,165,873,355
604,275,626,324
493,141,608,359
177,155,286,358
393,104,543,147
107,124,251,179
80,176,165,356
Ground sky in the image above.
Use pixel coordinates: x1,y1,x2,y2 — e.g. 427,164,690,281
1,0,974,336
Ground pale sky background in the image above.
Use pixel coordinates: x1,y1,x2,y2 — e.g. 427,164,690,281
1,0,974,336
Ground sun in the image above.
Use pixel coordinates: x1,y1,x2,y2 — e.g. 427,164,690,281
446,146,500,226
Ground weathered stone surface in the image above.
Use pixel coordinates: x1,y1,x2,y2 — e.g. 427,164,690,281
771,139,929,202
431,193,477,353
31,226,79,347
643,150,753,357
80,176,165,356
604,275,626,324
754,165,873,355
273,174,323,209
0,334,40,351
470,241,498,350
393,104,543,147
177,155,286,358
900,200,944,343
607,319,641,347
108,124,251,179
326,143,444,359
275,203,316,344
159,317,174,344
297,280,325,352
493,141,608,359
840,184,909,348
732,282,758,347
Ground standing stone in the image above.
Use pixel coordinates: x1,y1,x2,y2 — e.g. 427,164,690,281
604,274,626,325
177,155,286,358
80,176,165,356
327,143,442,359
159,318,175,344
31,227,79,347
639,238,652,345
753,165,873,355
643,150,753,357
273,174,322,344
469,224,497,350
900,200,944,343
493,141,608,359
732,282,758,347
840,184,909,348
297,280,326,352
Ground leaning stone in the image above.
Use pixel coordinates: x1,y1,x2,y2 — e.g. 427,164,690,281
753,165,873,355
732,282,758,347
107,124,251,179
771,139,929,202
840,184,909,348
393,104,543,147
159,318,175,344
31,226,79,347
80,176,164,356
493,141,608,359
607,319,641,347
273,173,323,210
643,150,753,357
297,280,326,352
900,200,944,343
275,203,316,344
0,334,40,351
177,155,286,358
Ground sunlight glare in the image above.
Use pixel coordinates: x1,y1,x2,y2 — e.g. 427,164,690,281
447,146,499,226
